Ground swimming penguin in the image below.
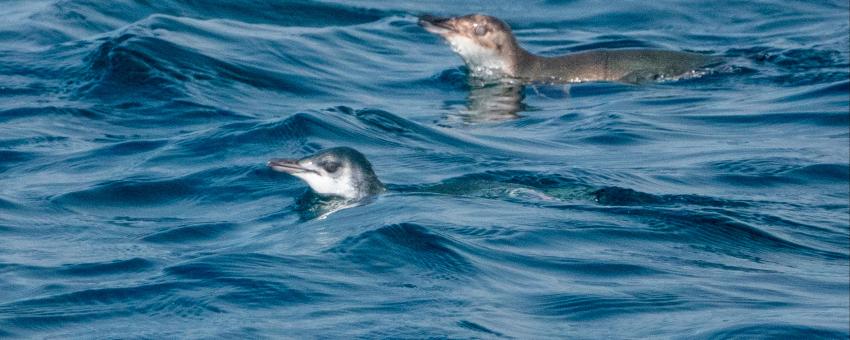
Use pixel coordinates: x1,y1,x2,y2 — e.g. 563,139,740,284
268,147,385,201
419,14,718,83
267,147,611,221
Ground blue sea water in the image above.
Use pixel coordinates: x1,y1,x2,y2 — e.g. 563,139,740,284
1,0,848,338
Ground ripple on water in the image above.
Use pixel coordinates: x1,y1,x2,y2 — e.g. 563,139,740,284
163,253,328,308
698,323,848,339
328,223,477,280
0,0,847,338
0,282,219,331
56,258,155,277
53,178,201,208
142,222,238,244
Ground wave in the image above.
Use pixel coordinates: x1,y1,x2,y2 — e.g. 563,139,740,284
698,323,848,339
164,253,330,307
5,0,389,47
0,282,217,331
75,23,316,101
706,158,850,187
142,222,238,244
328,223,477,280
0,0,847,338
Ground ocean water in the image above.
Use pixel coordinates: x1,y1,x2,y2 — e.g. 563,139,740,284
1,0,848,338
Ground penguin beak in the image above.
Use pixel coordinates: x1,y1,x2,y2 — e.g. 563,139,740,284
267,158,309,174
419,15,455,34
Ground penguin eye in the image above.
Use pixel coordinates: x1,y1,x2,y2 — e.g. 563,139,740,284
322,161,340,173
474,25,487,36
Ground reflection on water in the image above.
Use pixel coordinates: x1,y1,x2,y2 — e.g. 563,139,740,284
463,82,526,122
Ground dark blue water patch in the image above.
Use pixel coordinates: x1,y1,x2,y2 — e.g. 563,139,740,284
57,258,155,277
734,46,849,73
0,150,34,173
331,106,475,147
456,320,504,337
776,75,845,90
215,280,312,309
328,223,477,279
155,0,389,27
777,79,850,103
46,138,170,171
75,30,317,101
99,99,254,126
0,222,15,233
431,67,471,90
0,282,208,330
722,46,850,86
0,79,55,97
15,0,390,46
76,34,185,100
162,117,313,160
163,253,328,308
708,157,809,175
0,106,104,123
554,202,846,263
178,165,286,202
154,99,254,122
682,111,849,127
99,139,167,156
52,165,276,212
766,48,848,72
712,173,800,188
162,109,444,163
579,131,647,145
526,291,686,321
725,46,775,61
591,186,751,208
783,163,850,184
706,159,850,188
289,107,528,159
636,94,714,107
670,257,778,274
517,4,701,32
768,71,850,87
334,106,419,135
558,112,671,148
0,139,69,163
52,177,202,208
389,170,595,202
710,208,850,254
471,170,585,189
526,289,790,322
697,323,848,339
632,207,844,261
498,251,667,278
142,222,238,244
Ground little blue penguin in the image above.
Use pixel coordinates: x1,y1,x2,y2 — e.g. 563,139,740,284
419,14,719,83
268,147,385,201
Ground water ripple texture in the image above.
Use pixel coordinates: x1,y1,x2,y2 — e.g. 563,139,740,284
1,0,848,338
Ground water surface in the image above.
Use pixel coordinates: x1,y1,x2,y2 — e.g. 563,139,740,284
1,0,848,338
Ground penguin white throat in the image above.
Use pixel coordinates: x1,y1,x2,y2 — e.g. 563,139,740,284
445,35,512,79
289,163,359,199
